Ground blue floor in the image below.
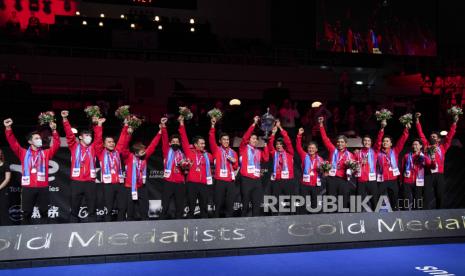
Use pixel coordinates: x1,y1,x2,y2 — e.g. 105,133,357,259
2,243,465,276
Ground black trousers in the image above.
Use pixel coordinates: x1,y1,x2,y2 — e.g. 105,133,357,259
0,188,10,225
21,187,49,225
241,177,263,217
378,180,400,211
326,176,353,209
424,173,446,209
402,183,424,210
70,180,96,223
300,184,325,214
161,181,186,220
214,180,236,218
104,184,126,222
357,181,379,211
125,186,149,221
187,182,209,219
271,179,295,197
271,179,295,215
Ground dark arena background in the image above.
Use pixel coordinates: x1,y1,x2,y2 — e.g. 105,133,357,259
1,0,465,275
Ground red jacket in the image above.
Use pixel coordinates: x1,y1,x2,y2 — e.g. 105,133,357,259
401,152,436,185
377,128,409,182
355,128,383,182
63,120,100,182
239,124,269,179
94,125,129,184
416,121,456,174
122,132,161,189
161,127,185,184
296,134,325,186
320,125,354,179
180,125,213,184
268,129,294,181
5,128,60,188
209,126,238,182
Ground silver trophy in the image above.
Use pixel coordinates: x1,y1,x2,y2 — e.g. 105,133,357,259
260,107,275,140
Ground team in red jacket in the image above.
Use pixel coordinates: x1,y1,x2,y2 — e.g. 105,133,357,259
3,105,460,224
4,118,60,224
401,138,437,210
209,117,238,218
415,112,458,208
61,110,101,222
121,123,161,220
179,115,213,218
296,127,325,212
319,116,354,209
239,116,269,216
268,120,295,211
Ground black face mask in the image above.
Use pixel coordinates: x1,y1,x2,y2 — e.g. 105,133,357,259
171,144,181,151
137,154,146,160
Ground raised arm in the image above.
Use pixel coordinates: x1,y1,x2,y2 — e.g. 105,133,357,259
373,126,384,152
261,143,270,162
424,154,437,170
93,118,105,157
231,150,239,170
145,129,162,159
280,128,294,156
160,117,169,158
178,116,192,158
3,119,25,159
268,126,277,156
209,118,219,155
115,124,130,153
415,113,429,147
296,128,306,159
47,122,61,158
61,110,77,149
443,121,457,151
394,127,410,154
318,117,335,152
240,116,259,150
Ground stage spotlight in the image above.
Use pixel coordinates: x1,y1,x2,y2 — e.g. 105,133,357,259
440,130,448,136
356,81,364,85
99,22,104,27
100,13,105,18
158,25,163,30
190,27,195,32
229,99,241,106
120,14,125,19
82,20,87,26
71,128,78,134
130,23,136,29
189,18,195,24
311,101,322,108
356,67,363,72
154,16,160,22
320,65,328,70
75,11,80,16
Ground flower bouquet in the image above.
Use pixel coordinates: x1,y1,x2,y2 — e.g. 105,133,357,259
447,106,463,122
179,159,192,175
318,161,332,175
207,108,223,121
375,108,393,125
399,113,413,127
179,106,193,120
115,105,131,121
84,105,102,119
345,159,360,178
126,114,144,130
38,111,55,125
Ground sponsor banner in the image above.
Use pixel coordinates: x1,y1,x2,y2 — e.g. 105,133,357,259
1,209,465,261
